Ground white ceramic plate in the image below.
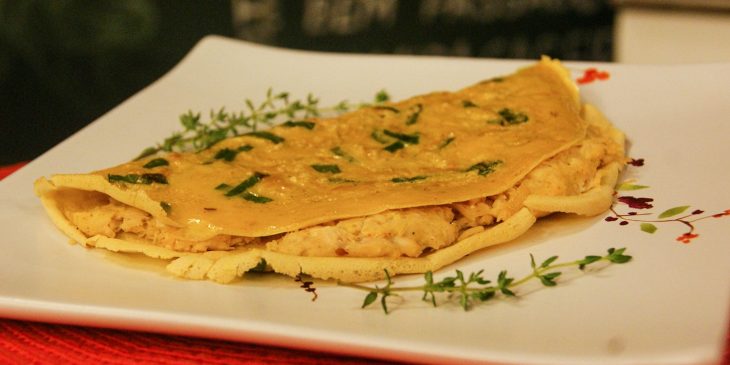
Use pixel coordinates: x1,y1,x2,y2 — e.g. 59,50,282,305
1,36,729,365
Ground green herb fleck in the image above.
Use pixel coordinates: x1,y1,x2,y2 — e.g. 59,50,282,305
160,201,172,214
371,130,390,144
242,192,273,204
375,90,390,103
391,175,427,183
311,164,341,174
245,131,285,144
224,172,268,197
373,105,400,113
108,173,168,185
330,146,356,163
383,129,419,144
214,145,253,162
328,177,356,183
466,160,503,176
143,158,169,169
405,104,423,125
462,100,477,108
215,183,231,190
384,141,405,153
281,120,316,130
439,136,455,149
249,259,268,273
489,108,529,126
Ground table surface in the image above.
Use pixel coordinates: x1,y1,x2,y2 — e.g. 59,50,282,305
1,162,728,365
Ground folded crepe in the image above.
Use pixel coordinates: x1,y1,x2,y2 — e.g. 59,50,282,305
35,57,625,283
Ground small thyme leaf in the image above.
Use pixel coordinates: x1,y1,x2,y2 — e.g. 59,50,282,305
462,100,477,108
375,89,390,103
143,158,169,169
311,164,341,174
363,292,378,308
249,259,268,273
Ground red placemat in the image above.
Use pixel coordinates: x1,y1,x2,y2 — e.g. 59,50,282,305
1,163,728,364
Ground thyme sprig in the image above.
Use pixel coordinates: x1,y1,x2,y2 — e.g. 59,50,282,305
341,247,631,313
136,88,390,159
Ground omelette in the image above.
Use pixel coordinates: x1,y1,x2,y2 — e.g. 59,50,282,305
35,57,625,283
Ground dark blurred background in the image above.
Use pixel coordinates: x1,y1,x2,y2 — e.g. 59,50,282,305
0,0,614,165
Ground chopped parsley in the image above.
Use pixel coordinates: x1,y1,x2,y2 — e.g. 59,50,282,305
281,120,315,129
108,173,168,185
311,164,341,174
143,158,169,169
466,160,503,176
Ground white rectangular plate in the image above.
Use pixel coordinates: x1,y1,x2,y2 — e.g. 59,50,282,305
1,36,729,365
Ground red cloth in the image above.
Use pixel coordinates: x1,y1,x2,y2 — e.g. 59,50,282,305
1,163,728,364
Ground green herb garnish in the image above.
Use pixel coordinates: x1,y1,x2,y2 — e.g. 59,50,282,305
311,164,341,174
342,247,632,313
383,129,419,144
404,104,423,125
439,136,455,149
136,89,390,159
224,172,267,197
143,158,169,169
384,141,405,153
373,105,400,113
245,131,285,144
462,100,477,108
391,175,427,183
466,160,503,176
281,120,315,129
108,173,168,185
214,145,253,162
242,192,273,204
330,146,356,163
215,183,231,190
489,108,529,126
160,201,172,214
